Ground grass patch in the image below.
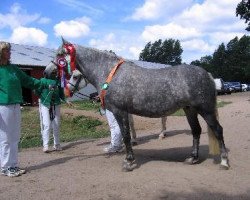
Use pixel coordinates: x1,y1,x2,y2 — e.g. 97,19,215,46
62,100,100,111
20,106,109,149
171,109,185,116
217,100,232,108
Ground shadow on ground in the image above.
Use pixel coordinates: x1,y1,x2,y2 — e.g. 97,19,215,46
157,188,250,200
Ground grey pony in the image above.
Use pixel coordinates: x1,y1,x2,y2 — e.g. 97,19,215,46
66,69,167,145
45,39,229,171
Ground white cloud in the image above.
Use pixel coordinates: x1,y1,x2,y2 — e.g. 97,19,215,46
0,3,40,29
0,3,53,31
136,0,247,63
54,17,91,38
176,0,243,32
38,17,51,24
182,39,215,53
129,46,142,59
10,26,47,46
89,33,123,52
89,32,143,59
208,32,245,45
142,23,201,41
130,0,166,20
55,0,103,16
129,0,193,21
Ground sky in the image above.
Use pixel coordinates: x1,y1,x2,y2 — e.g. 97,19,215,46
0,0,248,63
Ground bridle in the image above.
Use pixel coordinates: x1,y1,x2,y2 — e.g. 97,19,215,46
68,71,89,93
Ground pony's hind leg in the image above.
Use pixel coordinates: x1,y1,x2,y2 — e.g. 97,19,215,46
159,116,167,139
184,107,201,164
128,114,137,145
201,112,229,169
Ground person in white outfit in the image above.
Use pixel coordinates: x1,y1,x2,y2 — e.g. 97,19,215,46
0,41,56,177
39,98,61,153
35,76,70,153
103,109,123,153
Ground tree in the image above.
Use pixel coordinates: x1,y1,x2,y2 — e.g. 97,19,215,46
211,43,227,78
191,55,212,73
236,0,250,31
190,35,250,82
139,39,183,65
190,60,201,66
139,42,151,62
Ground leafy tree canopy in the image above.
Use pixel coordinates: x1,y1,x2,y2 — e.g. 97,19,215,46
191,35,250,83
236,0,250,31
139,39,183,66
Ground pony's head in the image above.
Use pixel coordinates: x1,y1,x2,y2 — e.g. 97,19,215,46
44,37,86,98
67,69,88,93
44,37,75,79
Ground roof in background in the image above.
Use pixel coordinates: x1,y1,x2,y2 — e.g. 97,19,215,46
10,43,56,67
9,43,170,69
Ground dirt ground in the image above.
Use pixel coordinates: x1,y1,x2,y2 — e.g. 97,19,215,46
1,92,250,200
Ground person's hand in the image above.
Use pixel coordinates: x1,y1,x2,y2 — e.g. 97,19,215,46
49,84,57,91
89,92,100,102
66,100,74,107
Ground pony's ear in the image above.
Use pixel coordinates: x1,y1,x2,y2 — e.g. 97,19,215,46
61,36,70,45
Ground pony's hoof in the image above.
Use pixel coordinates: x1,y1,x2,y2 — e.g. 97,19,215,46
131,141,138,146
122,159,137,172
158,133,165,139
220,159,230,170
185,156,199,164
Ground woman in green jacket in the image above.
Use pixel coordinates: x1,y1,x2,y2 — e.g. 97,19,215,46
0,41,56,177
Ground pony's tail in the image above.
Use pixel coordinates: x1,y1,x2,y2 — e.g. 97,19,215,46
207,104,220,155
207,72,220,155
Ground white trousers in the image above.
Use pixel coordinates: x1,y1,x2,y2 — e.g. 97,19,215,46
0,104,21,169
39,102,60,148
105,109,122,147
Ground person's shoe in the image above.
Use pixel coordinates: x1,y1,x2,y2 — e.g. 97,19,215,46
43,146,49,153
103,145,124,153
1,167,20,177
53,144,62,151
15,167,26,175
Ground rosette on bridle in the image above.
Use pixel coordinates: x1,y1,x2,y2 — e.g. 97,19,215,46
55,43,77,97
63,43,76,73
56,56,68,88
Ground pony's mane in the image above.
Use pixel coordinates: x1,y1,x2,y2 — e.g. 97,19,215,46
83,45,120,60
56,43,120,60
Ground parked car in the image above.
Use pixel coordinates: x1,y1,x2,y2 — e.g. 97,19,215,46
247,84,250,91
214,78,233,95
214,78,224,94
241,84,248,92
230,82,242,92
222,82,233,94
228,82,242,92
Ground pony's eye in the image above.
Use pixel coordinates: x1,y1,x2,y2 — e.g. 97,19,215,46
73,77,78,80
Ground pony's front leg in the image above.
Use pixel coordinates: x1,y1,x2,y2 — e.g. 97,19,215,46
114,111,137,171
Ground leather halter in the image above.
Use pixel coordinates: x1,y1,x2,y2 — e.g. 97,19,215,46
99,59,124,109
68,72,88,93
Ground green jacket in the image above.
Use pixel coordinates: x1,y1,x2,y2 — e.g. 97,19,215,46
35,78,65,107
0,64,56,105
